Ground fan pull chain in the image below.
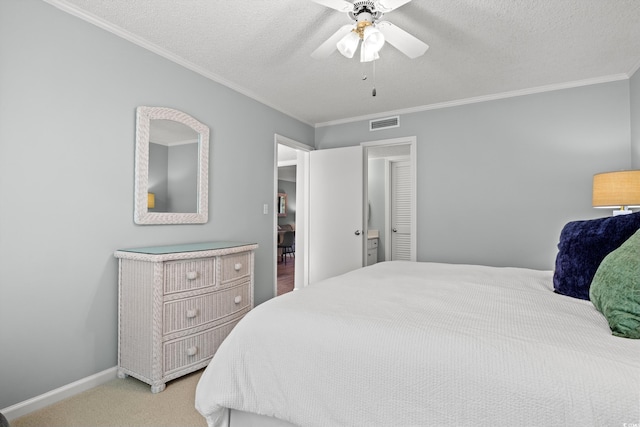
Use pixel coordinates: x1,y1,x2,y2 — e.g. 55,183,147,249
372,60,377,97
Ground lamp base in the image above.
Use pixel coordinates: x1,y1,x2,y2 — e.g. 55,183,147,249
613,209,633,216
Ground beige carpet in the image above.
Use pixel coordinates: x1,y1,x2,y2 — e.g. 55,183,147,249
12,370,208,427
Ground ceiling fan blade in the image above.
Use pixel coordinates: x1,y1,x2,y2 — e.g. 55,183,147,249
375,0,412,13
310,0,353,12
376,21,428,59
311,24,354,59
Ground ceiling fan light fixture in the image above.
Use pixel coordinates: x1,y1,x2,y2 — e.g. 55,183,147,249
337,30,360,58
363,25,385,51
360,45,380,62
360,25,384,62
312,0,428,61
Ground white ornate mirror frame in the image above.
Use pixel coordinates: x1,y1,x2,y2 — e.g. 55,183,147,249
134,106,209,224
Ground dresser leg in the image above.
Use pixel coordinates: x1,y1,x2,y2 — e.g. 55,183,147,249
116,369,128,379
151,383,166,393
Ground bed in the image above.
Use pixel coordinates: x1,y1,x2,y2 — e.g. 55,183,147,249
195,260,640,427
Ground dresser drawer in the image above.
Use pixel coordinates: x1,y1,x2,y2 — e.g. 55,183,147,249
163,282,251,335
367,238,378,249
164,258,216,294
219,252,251,285
163,318,241,375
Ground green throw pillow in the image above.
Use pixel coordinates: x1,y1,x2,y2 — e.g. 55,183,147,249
590,228,640,339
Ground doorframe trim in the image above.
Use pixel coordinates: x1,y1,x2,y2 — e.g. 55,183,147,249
361,136,417,262
274,134,314,297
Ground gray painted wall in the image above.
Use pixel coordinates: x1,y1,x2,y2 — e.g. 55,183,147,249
316,81,632,270
1,0,638,413
0,0,313,409
631,68,640,167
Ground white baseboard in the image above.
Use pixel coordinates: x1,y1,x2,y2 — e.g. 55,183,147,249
1,366,118,421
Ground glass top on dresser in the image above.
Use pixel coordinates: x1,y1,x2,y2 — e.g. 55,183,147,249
117,241,256,255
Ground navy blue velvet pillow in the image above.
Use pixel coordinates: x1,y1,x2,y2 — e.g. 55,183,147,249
553,212,640,300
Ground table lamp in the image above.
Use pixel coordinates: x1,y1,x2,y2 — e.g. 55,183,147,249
592,170,640,216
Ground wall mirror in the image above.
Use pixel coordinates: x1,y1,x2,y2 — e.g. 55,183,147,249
277,193,287,217
134,106,209,224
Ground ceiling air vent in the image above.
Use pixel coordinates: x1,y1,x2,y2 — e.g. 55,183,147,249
370,116,399,131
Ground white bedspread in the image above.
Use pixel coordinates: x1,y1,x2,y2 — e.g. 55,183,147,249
195,261,640,427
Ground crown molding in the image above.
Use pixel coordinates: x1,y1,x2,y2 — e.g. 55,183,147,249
628,57,640,78
39,1,638,131
41,0,313,127
314,73,631,128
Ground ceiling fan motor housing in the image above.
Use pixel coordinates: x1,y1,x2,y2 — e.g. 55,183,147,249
349,1,383,22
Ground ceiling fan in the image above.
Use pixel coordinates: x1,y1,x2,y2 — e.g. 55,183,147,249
311,0,428,62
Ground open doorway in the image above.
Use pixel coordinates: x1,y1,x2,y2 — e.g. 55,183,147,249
363,137,417,263
274,135,313,297
276,146,297,295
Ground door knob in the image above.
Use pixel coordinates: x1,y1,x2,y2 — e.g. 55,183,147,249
355,230,361,235
393,228,398,232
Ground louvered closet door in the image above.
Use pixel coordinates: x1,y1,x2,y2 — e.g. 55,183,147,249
391,160,411,261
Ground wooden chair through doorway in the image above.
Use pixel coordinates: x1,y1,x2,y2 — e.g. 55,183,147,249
278,231,295,264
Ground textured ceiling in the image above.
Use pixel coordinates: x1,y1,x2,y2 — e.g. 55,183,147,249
45,0,640,126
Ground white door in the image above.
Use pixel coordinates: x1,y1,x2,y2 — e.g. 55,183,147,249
390,160,412,261
308,146,364,283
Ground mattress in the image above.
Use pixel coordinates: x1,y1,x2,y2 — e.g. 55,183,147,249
195,261,640,426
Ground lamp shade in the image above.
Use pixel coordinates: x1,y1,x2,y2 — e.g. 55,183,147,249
148,192,155,209
592,170,640,208
337,31,360,59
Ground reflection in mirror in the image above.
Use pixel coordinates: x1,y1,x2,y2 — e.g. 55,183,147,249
149,120,199,213
134,107,209,224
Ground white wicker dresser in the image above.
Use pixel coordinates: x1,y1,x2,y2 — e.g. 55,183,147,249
114,241,257,393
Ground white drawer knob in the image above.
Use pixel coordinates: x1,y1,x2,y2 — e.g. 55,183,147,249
186,308,198,318
186,346,198,357
234,295,242,304
186,271,198,280
234,263,242,271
